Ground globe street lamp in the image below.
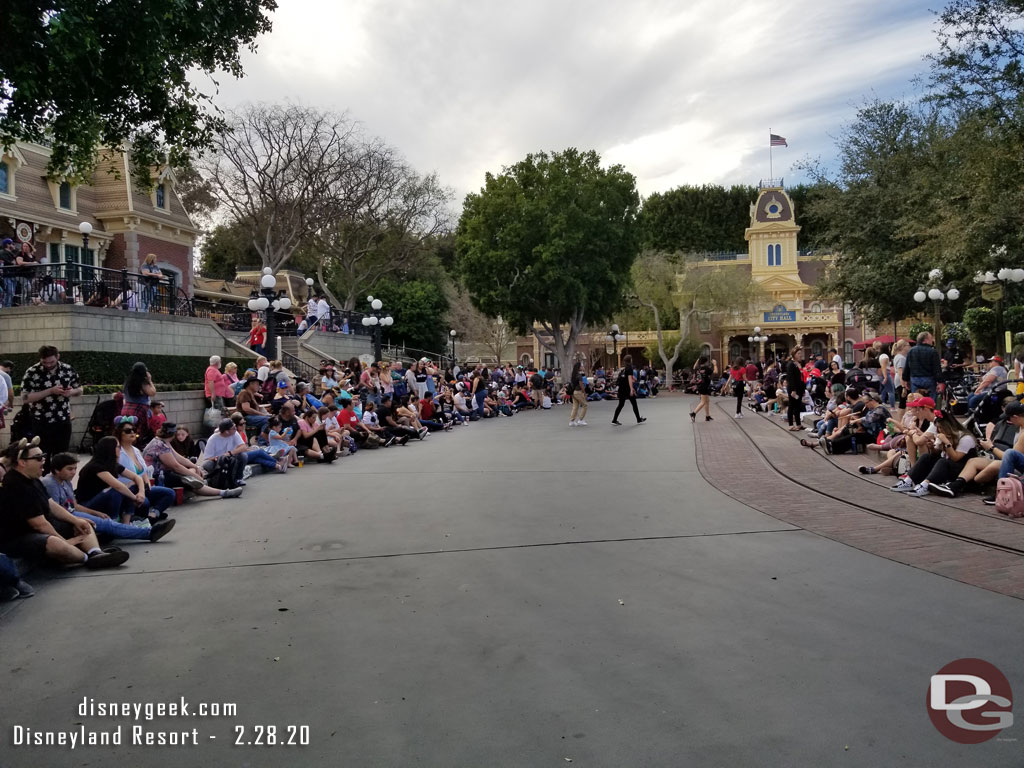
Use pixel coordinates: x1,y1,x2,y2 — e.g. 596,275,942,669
747,326,769,362
449,329,457,369
248,267,291,358
605,323,625,366
913,269,959,346
305,277,315,304
361,295,393,361
974,263,1024,354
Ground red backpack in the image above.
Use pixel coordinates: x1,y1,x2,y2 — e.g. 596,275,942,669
994,476,1024,518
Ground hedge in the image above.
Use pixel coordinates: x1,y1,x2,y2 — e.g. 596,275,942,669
2,352,253,387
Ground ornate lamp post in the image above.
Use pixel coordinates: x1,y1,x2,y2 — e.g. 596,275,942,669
747,326,769,362
974,261,1024,355
248,268,291,359
605,323,625,366
913,269,959,347
449,329,457,369
361,295,393,362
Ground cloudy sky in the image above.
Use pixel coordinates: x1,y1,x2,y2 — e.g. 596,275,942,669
212,0,939,200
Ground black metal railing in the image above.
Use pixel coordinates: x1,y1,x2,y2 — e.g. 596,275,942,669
281,350,319,382
0,262,181,314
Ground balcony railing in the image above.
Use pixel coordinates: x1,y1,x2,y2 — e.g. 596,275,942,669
0,262,188,315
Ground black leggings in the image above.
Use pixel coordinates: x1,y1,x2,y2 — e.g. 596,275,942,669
908,452,967,485
613,394,641,422
733,381,745,414
787,393,803,426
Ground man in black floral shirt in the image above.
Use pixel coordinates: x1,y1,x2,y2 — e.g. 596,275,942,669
20,345,82,469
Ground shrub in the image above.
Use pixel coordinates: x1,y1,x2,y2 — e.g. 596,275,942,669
1003,305,1024,336
962,307,998,349
3,352,251,387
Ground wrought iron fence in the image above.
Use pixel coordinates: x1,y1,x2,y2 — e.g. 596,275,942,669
281,350,319,382
0,262,185,315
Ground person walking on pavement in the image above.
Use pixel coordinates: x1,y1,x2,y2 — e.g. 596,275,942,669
786,349,807,431
568,361,588,426
690,355,717,422
729,358,746,418
612,355,646,425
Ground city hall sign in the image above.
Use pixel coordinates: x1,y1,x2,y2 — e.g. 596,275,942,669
763,304,796,323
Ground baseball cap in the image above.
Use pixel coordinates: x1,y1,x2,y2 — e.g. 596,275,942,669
0,238,11,246
989,355,1004,363
864,390,881,402
217,418,235,432
157,422,176,436
277,380,288,388
914,396,936,409
1005,402,1024,418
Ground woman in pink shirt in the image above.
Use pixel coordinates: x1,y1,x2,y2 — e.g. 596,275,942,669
205,355,224,409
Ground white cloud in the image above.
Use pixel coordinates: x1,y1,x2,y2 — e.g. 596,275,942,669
213,0,939,199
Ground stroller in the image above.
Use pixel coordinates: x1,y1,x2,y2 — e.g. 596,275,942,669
958,379,1017,437
77,396,122,454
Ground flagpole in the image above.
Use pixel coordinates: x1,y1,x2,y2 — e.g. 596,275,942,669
769,129,773,180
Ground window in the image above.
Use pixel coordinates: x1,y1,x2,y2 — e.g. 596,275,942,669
844,302,854,326
775,243,783,264
520,354,531,367
544,352,556,370
811,340,824,357
729,343,742,361
700,344,712,358
64,244,79,282
698,312,711,332
59,181,71,209
0,161,8,195
810,303,821,313
767,244,775,266
155,183,166,209
844,340,854,364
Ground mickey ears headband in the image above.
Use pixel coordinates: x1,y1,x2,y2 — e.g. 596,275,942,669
16,436,41,451
115,416,137,425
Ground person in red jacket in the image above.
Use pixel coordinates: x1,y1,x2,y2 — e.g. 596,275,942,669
247,319,267,355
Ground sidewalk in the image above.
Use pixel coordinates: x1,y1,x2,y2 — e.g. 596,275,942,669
694,400,1024,599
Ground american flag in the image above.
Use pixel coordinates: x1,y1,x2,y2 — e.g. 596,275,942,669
770,134,788,147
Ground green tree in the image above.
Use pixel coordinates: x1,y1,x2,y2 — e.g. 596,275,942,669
962,306,998,349
0,0,275,184
456,148,640,371
372,279,449,354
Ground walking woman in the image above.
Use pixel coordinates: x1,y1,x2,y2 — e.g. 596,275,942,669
612,355,645,425
690,355,717,422
568,361,588,426
785,350,807,431
729,358,746,419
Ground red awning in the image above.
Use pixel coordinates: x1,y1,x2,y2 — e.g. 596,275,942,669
853,335,901,350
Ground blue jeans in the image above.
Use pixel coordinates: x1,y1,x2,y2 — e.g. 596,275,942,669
1,277,13,307
245,413,270,434
246,448,278,470
82,487,136,520
475,391,487,415
880,376,895,407
130,485,175,517
142,283,157,312
999,449,1024,479
967,392,987,411
0,553,20,587
74,511,150,540
908,376,936,401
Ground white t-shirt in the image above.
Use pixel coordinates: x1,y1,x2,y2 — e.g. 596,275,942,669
0,373,7,408
893,353,906,378
257,365,270,383
949,434,976,458
362,411,378,427
203,431,246,460
317,299,330,320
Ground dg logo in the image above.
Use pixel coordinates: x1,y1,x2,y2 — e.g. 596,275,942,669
928,658,1013,744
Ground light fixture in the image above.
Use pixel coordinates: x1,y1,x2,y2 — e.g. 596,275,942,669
450,329,457,337
371,298,383,311
754,326,761,334
611,323,620,333
998,268,1011,281
928,288,944,301
78,221,92,235
305,277,314,287
255,297,270,311
362,317,372,327
914,291,927,303
260,273,276,290
367,295,374,302
1014,269,1024,283
928,268,943,281
247,299,258,311
262,267,273,276
946,287,960,301
382,316,393,326
278,297,292,311
271,299,280,311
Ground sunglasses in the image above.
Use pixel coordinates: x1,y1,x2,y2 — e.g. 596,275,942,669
122,428,135,434
22,454,45,462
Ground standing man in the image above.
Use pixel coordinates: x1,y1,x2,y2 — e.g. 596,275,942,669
568,361,588,426
316,294,331,331
785,349,806,431
902,331,941,401
0,238,16,307
612,354,646,425
20,345,82,469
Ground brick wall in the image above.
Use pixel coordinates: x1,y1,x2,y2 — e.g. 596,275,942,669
136,233,193,296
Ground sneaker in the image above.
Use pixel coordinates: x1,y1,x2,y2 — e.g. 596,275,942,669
982,495,997,505
911,483,930,497
577,420,587,426
858,466,877,475
399,435,410,446
890,477,915,492
131,518,152,530
637,417,647,424
0,586,18,602
689,412,696,423
420,429,430,440
15,580,35,598
384,436,396,448
705,415,713,422
235,479,247,487
85,549,130,569
930,482,955,497
612,420,622,426
221,487,244,499
569,421,577,427
181,474,205,491
734,412,743,419
149,518,176,542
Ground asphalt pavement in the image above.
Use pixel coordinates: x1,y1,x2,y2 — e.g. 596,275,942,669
1,397,1021,767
